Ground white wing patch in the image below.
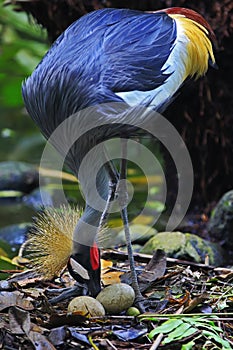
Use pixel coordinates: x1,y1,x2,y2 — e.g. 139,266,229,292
69,257,90,280
116,19,189,111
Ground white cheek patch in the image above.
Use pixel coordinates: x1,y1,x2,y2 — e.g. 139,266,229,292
69,257,90,280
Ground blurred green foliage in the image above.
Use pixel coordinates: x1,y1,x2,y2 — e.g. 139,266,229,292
0,1,48,108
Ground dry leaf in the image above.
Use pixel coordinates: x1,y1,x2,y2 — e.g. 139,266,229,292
101,259,122,286
28,331,56,350
0,291,34,311
8,306,31,335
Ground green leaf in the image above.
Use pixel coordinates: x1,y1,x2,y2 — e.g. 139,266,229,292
148,319,183,339
183,316,221,330
216,299,228,310
0,255,18,280
0,190,23,198
0,239,13,258
163,324,197,344
0,2,48,108
192,321,223,334
166,322,192,339
0,4,47,40
139,316,159,322
203,330,232,349
181,340,196,350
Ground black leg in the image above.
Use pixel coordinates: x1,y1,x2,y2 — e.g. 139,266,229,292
118,139,144,305
98,143,144,308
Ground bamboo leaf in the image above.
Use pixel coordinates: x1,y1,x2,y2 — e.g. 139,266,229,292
181,340,196,350
203,330,232,349
163,324,197,344
148,319,183,339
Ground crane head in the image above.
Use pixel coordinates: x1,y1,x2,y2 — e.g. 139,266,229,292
67,242,101,297
162,7,217,78
164,7,216,45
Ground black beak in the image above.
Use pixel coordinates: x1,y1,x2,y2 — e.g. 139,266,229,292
87,267,101,297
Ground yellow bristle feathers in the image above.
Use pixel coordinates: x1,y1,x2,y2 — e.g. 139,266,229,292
172,15,215,79
24,205,81,279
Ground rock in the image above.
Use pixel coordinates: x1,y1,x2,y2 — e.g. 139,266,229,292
67,296,105,317
185,233,224,266
23,187,53,210
96,283,135,314
208,190,233,249
0,161,39,193
102,224,157,248
140,231,225,266
141,232,185,255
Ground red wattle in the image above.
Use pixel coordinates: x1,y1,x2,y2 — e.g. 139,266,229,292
90,243,99,270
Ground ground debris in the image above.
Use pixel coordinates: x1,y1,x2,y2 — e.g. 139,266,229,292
1,251,233,349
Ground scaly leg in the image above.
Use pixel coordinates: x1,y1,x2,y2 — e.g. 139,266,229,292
117,139,144,305
96,156,119,233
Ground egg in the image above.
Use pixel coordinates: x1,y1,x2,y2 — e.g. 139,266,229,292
67,296,105,317
96,283,135,314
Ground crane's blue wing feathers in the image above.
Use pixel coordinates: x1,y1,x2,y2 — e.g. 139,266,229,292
100,10,177,107
98,10,176,93
23,8,178,131
54,9,177,98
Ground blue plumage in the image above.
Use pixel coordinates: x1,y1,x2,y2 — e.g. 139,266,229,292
22,8,177,135
22,8,215,300
22,9,179,297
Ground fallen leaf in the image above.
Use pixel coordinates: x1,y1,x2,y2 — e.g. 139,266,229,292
112,324,147,341
8,306,31,335
0,291,34,311
68,328,91,346
47,313,86,328
139,249,167,283
48,326,67,346
184,293,209,313
7,269,44,287
101,259,123,286
28,331,56,350
167,290,190,306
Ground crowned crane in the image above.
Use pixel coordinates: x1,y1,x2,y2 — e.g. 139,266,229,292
22,7,216,305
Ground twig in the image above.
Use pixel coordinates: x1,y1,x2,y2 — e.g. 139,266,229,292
149,333,164,350
101,249,215,270
88,335,99,350
106,339,118,350
0,270,24,274
138,312,233,321
149,302,186,349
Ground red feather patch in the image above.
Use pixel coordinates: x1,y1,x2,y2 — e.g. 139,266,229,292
164,7,216,43
90,242,100,270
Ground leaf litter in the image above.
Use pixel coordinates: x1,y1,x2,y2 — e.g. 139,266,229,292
0,249,233,349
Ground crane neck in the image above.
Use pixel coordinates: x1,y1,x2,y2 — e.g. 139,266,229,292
72,143,110,248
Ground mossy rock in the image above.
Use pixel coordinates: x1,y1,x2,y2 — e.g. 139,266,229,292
208,190,233,249
0,161,39,193
140,231,225,266
102,224,157,248
140,232,186,255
